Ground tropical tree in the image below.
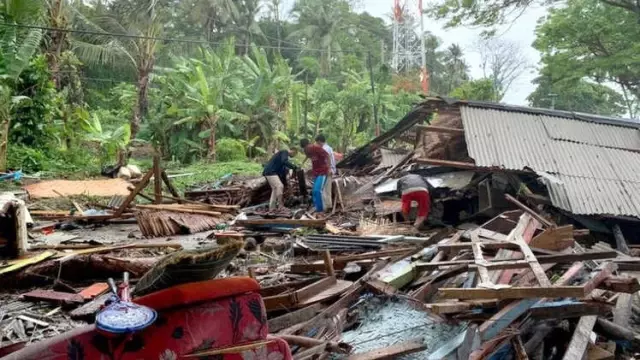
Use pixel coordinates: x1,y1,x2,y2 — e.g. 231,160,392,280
533,0,640,117
0,0,45,171
288,0,351,75
238,46,301,152
73,0,164,149
442,44,469,95
527,72,627,116
450,78,500,101
169,43,247,161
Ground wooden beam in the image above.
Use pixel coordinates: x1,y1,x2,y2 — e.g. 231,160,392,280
428,300,498,314
115,167,154,217
505,194,555,228
414,124,465,135
348,338,427,360
439,286,586,300
416,250,617,271
613,293,633,328
471,231,492,286
323,250,335,277
478,262,586,341
414,158,480,170
529,301,610,320
495,214,539,285
562,316,597,360
597,276,640,293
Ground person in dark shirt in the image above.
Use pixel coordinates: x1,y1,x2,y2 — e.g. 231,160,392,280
263,148,298,209
397,173,432,229
300,138,330,212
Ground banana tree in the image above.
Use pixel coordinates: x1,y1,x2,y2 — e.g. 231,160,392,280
0,0,45,171
239,45,300,151
172,44,247,161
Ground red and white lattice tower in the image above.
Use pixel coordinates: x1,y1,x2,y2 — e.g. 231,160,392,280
391,0,429,93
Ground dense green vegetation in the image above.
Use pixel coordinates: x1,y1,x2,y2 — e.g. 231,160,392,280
0,0,635,178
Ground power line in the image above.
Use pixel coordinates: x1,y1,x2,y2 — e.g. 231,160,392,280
0,22,373,55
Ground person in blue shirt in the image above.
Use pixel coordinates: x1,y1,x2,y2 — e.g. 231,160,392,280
315,134,336,212
263,148,298,209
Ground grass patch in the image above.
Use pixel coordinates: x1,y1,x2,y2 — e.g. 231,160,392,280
165,160,263,192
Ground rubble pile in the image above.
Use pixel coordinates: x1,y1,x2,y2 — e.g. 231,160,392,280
1,97,640,358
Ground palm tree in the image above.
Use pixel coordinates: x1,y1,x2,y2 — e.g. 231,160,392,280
72,0,162,149
443,44,469,94
288,0,350,75
0,0,45,171
226,0,265,55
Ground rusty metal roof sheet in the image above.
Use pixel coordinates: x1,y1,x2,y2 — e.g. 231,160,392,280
460,104,640,217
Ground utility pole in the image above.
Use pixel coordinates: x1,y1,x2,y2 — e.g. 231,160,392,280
367,52,380,136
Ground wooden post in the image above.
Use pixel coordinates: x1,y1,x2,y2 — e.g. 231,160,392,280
161,170,182,202
153,154,162,204
323,250,335,276
612,224,630,255
248,267,256,279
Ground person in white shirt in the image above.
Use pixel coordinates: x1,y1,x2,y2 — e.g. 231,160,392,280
315,135,335,212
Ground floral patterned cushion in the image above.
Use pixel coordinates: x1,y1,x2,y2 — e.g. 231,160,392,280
1,282,292,360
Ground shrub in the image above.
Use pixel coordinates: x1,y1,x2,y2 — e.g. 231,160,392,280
216,138,247,162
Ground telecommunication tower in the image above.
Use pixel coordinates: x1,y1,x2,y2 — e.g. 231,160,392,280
391,0,429,93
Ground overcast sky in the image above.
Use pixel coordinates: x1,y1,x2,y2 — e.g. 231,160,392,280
280,0,550,105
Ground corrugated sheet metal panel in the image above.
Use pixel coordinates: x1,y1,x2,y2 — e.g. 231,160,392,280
461,105,640,218
373,148,409,172
541,116,640,150
461,106,560,172
542,174,640,217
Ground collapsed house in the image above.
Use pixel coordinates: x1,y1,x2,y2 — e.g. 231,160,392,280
339,96,640,243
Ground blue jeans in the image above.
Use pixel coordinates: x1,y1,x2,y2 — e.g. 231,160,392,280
312,175,326,212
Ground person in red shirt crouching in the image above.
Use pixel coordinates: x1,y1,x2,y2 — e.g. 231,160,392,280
300,138,330,212
397,174,432,229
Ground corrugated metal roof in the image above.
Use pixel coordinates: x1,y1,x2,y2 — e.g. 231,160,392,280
372,148,410,172
460,105,640,217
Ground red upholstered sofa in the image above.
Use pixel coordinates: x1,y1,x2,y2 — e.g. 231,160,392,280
1,277,292,360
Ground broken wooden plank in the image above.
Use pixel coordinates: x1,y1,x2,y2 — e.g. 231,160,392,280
416,250,617,271
496,214,540,284
529,300,610,320
414,158,485,170
597,276,640,293
470,231,492,286
78,282,109,300
479,262,585,341
21,289,84,304
531,225,575,251
428,300,498,314
439,286,586,300
237,219,326,228
415,124,465,134
269,304,323,333
562,316,597,360
0,251,55,276
613,293,633,328
115,167,154,217
348,338,426,360
505,194,555,228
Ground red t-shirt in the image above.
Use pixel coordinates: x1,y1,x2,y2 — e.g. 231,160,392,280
305,144,330,177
